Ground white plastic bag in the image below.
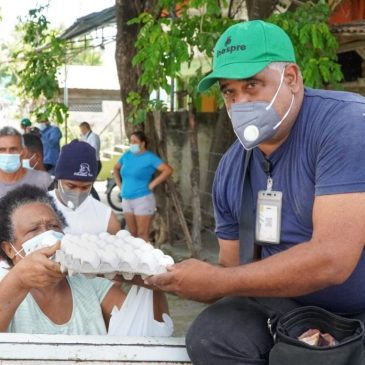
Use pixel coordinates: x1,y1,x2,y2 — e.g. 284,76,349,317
108,285,174,337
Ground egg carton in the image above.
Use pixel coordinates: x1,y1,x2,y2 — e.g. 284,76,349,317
54,230,174,279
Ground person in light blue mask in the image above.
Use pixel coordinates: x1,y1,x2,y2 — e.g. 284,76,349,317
37,117,62,175
0,127,52,199
22,133,47,172
113,131,173,242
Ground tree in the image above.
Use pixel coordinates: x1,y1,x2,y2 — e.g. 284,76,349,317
118,0,342,255
11,5,69,124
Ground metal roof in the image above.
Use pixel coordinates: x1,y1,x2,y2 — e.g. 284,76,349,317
331,21,365,55
332,20,365,34
60,6,116,40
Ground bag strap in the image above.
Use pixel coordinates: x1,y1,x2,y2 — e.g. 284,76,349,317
239,149,256,264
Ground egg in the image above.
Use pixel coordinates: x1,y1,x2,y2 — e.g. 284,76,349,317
116,230,131,239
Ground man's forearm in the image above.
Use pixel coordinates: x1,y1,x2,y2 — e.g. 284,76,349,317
216,240,356,299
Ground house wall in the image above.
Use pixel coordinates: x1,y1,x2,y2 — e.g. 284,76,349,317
60,88,125,148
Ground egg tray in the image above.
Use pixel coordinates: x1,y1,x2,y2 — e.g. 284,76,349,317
54,230,175,280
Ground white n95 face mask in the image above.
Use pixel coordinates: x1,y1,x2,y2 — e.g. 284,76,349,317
21,230,64,256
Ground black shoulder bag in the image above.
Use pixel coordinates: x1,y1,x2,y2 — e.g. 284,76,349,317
239,150,365,365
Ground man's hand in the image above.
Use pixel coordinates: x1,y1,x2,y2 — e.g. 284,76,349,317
145,259,222,302
12,242,64,290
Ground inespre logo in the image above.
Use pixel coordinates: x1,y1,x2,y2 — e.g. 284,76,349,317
217,36,246,57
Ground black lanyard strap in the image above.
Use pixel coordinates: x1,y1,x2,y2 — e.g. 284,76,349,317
239,149,260,264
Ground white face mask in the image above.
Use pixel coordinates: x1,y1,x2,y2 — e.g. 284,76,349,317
10,230,64,259
22,154,38,170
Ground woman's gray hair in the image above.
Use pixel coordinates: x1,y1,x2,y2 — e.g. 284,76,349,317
0,126,24,148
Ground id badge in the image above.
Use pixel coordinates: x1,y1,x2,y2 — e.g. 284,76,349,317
256,190,282,244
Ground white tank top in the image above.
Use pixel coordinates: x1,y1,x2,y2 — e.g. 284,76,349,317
49,190,112,234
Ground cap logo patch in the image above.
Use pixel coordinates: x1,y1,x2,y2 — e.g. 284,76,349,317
217,42,246,57
74,163,93,177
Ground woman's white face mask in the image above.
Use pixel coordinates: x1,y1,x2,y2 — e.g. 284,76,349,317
9,230,64,259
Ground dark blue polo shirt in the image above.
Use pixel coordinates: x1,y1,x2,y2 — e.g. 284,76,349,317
213,88,365,313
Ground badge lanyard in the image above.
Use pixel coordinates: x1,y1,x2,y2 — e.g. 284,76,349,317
239,150,255,264
255,158,282,244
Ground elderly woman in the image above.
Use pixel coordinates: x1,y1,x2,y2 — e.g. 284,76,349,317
0,185,167,334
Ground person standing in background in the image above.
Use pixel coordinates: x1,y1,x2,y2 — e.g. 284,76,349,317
79,122,102,201
0,127,52,198
22,133,47,172
113,131,173,242
79,122,101,175
20,118,32,134
50,140,120,235
38,118,62,175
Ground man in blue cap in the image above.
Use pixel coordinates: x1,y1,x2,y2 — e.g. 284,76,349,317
146,20,365,364
49,140,121,235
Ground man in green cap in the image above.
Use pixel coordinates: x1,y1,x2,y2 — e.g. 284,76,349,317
146,20,365,364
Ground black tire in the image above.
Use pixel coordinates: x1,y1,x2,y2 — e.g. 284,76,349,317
107,183,123,212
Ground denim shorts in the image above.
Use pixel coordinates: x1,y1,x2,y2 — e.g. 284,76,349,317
121,193,156,216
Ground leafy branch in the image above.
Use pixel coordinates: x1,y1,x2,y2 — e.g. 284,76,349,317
268,1,343,88
12,5,69,124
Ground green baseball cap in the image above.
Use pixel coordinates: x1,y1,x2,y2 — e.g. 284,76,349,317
20,118,32,127
197,20,296,92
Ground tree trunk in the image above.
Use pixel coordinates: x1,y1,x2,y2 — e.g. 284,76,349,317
189,103,202,253
203,108,236,214
246,0,278,19
115,0,150,136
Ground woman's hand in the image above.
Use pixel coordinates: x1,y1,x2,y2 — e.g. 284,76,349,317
12,242,64,290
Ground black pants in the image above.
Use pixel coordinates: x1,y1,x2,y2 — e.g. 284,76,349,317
186,296,365,365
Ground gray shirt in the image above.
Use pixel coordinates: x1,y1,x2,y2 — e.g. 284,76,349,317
0,169,53,198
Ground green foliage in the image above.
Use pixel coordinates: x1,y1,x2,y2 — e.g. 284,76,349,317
128,0,343,120
12,5,69,123
268,1,343,88
68,39,103,66
127,0,236,120
127,91,167,124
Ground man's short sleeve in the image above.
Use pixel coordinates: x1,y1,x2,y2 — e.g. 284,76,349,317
212,142,244,240
315,102,365,195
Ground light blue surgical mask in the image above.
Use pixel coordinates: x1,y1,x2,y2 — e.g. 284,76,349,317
129,144,141,154
21,230,64,256
0,153,21,173
22,154,38,170
38,123,48,131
